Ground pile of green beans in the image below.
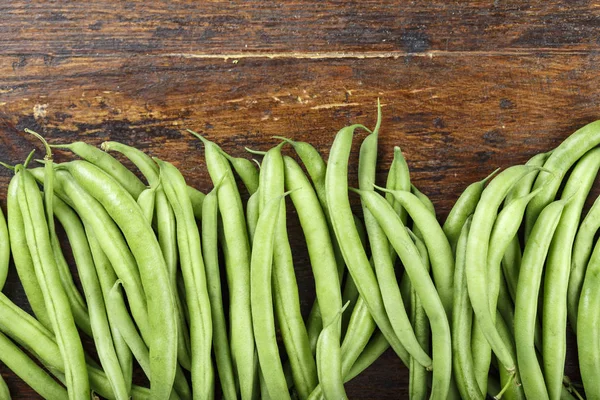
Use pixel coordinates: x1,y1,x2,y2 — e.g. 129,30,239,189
2,110,600,400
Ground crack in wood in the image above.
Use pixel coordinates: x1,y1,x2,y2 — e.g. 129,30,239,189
163,48,593,60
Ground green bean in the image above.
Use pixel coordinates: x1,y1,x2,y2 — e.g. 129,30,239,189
52,141,146,199
452,217,484,400
0,207,8,291
378,187,454,318
358,132,429,369
54,169,150,341
543,147,600,400
465,165,537,376
385,146,411,224
515,200,565,400
259,144,317,399
219,148,259,195
567,193,600,331
409,230,432,400
251,194,289,399
157,158,213,400
156,186,192,371
62,160,177,400
202,186,237,400
192,132,255,400
85,226,133,393
316,304,348,400
17,164,89,399
325,125,412,376
0,331,66,399
283,155,344,399
6,173,50,329
101,140,205,218
443,169,498,254
525,120,600,236
354,188,451,399
0,375,8,400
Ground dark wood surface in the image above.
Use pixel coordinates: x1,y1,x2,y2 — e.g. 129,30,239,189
1,1,598,398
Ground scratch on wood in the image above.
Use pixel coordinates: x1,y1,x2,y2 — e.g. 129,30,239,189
163,49,591,61
310,102,359,110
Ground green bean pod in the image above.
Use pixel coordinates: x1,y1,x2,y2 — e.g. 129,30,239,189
251,195,290,400
283,155,345,400
409,231,432,400
325,125,411,377
192,133,256,400
466,165,538,376
219,149,259,195
543,147,600,400
515,200,565,400
258,144,317,399
359,130,428,367
567,193,600,331
344,332,389,383
17,166,90,399
0,331,66,400
246,190,260,245
355,188,451,399
385,146,411,223
452,217,484,400
137,186,157,224
62,160,177,400
157,159,213,400
52,141,146,199
156,187,192,371
6,175,51,328
202,187,237,400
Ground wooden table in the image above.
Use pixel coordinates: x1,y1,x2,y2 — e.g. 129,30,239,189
0,1,596,398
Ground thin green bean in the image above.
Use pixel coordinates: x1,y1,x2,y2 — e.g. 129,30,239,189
0,206,8,291
543,148,600,400
202,187,237,400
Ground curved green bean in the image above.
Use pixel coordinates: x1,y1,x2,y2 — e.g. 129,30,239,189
192,133,255,400
544,148,600,400
355,188,451,399
466,165,538,375
157,159,213,400
515,200,565,400
452,217,484,400
251,195,289,399
359,131,429,368
567,193,600,331
17,165,89,399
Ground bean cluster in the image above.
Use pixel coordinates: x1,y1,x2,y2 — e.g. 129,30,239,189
0,108,599,400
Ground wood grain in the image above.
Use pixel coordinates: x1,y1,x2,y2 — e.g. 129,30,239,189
0,1,597,398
